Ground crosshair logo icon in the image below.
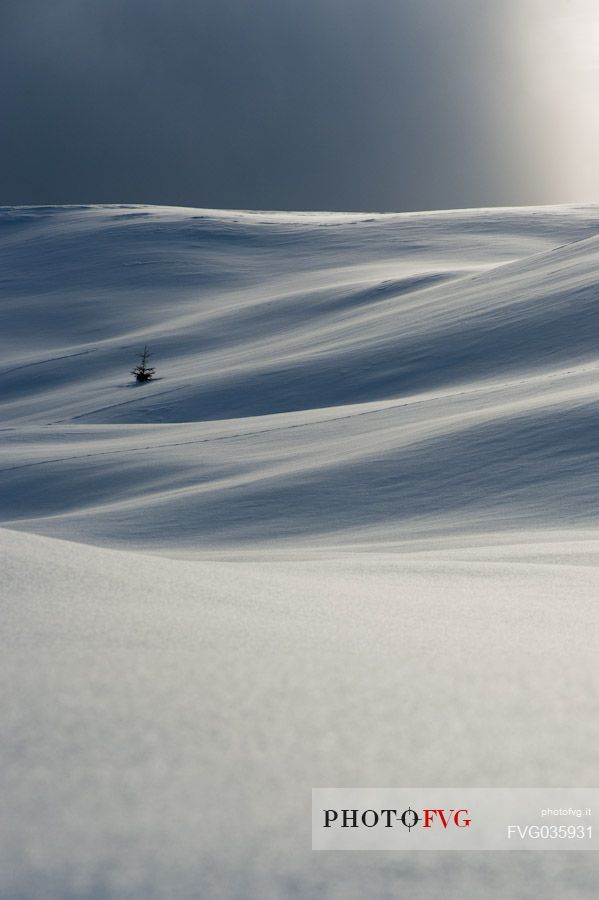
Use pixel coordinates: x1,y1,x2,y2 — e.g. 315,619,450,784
401,807,420,830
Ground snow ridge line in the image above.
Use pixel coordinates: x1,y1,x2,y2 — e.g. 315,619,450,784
0,349,99,379
1,361,598,475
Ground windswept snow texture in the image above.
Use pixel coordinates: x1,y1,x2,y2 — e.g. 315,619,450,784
1,203,599,549
1,204,599,899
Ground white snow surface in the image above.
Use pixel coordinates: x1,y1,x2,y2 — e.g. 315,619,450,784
1,204,599,898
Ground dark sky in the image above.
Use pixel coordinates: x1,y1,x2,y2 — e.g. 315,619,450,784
0,0,595,211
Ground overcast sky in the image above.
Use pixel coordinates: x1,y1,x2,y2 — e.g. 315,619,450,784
1,0,597,211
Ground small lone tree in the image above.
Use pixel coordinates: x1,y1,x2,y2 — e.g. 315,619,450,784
131,345,155,383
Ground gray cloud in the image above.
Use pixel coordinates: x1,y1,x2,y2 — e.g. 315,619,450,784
0,0,574,211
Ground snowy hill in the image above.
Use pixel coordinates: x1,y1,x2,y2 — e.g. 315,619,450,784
1,204,599,899
1,203,599,550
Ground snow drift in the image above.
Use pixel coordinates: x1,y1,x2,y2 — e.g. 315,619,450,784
1,203,598,550
1,204,598,899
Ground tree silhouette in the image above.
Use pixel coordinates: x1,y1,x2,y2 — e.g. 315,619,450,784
131,346,156,383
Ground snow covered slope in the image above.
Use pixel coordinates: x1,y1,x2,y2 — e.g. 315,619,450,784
3,526,599,900
1,203,598,549
1,204,599,899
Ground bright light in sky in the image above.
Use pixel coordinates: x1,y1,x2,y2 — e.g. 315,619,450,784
0,0,596,209
517,0,599,201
